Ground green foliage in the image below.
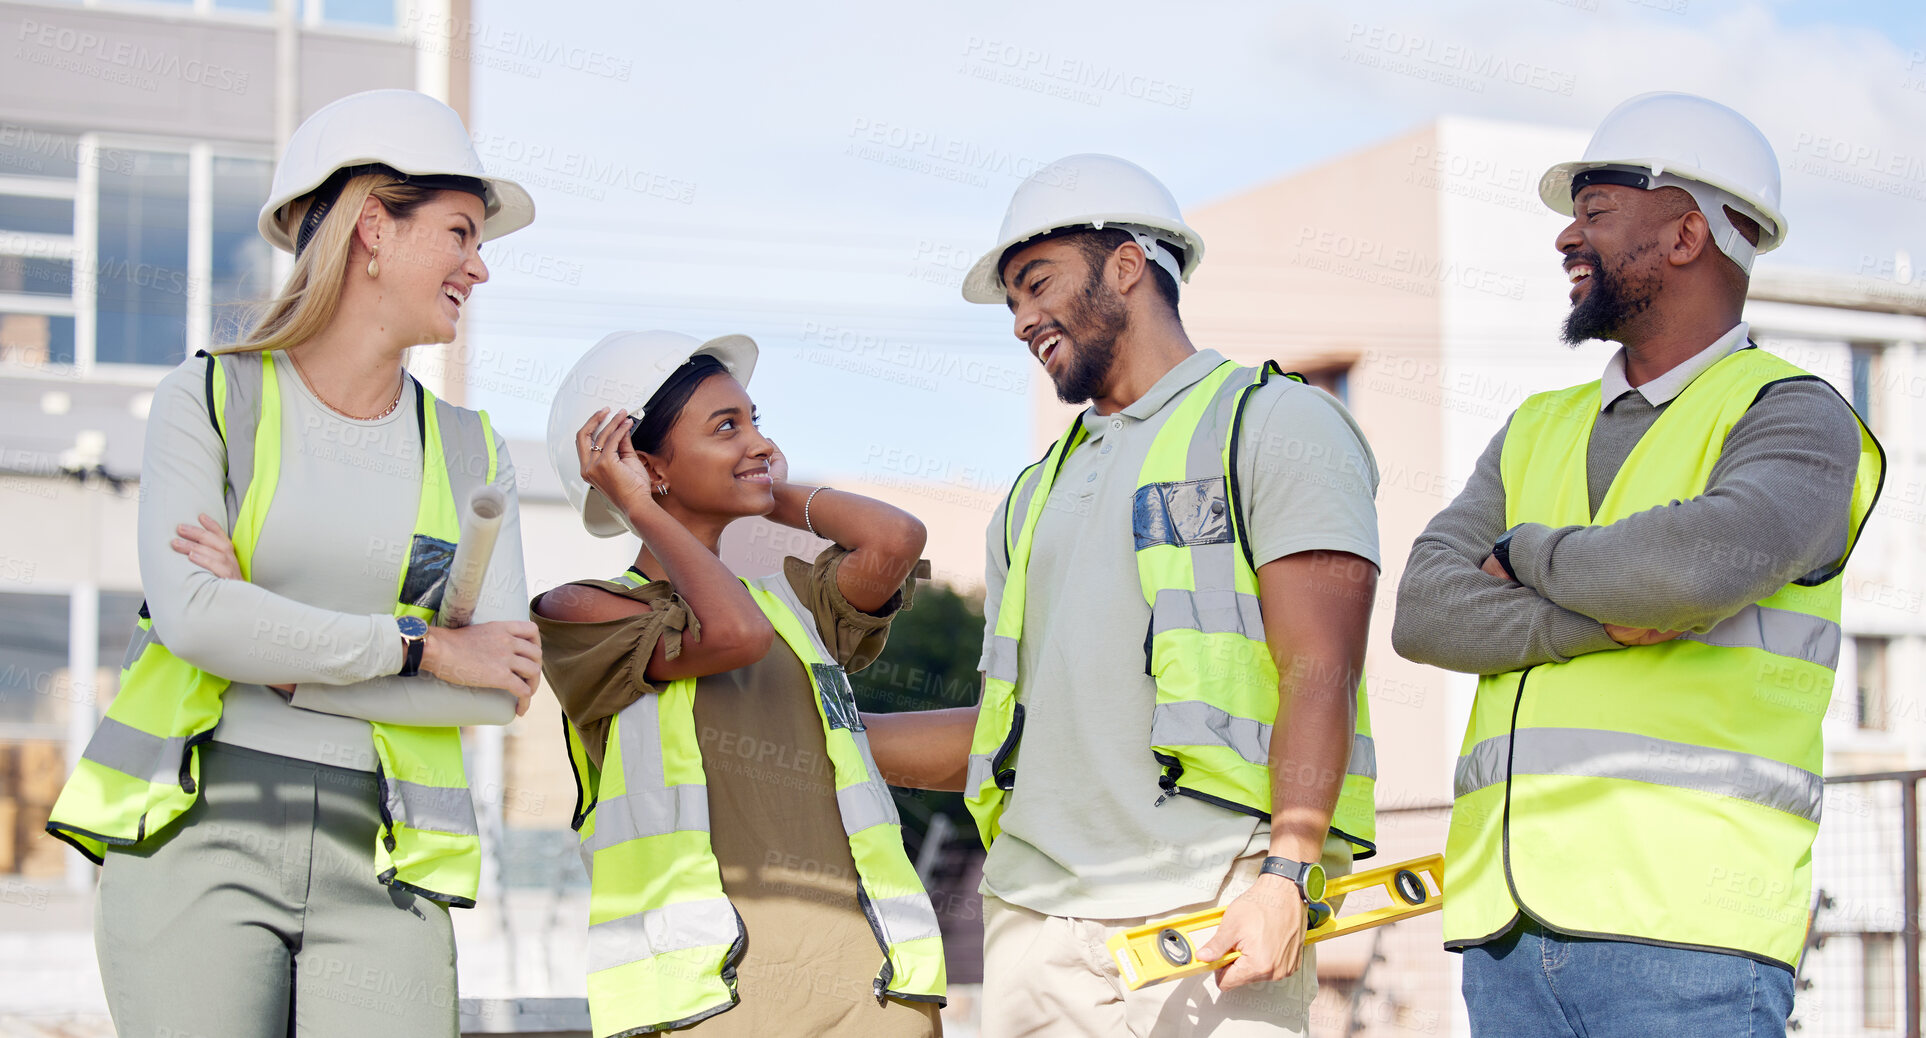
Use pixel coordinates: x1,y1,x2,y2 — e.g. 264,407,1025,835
854,580,984,851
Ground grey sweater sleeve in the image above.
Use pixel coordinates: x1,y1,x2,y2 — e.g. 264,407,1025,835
1503,380,1861,632
288,438,525,727
1392,417,1621,675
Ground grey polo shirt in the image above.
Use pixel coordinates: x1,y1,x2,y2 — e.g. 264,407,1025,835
977,348,1381,920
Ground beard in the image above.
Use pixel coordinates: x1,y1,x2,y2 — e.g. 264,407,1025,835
1561,243,1661,347
1047,265,1129,404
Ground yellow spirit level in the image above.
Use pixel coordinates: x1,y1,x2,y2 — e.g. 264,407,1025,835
1106,853,1444,990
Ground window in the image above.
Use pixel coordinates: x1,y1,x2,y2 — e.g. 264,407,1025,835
1855,636,1890,731
210,157,274,346
0,590,141,732
310,0,398,27
1297,362,1353,405
96,150,191,366
0,129,81,367
1863,932,1896,1030
0,126,272,372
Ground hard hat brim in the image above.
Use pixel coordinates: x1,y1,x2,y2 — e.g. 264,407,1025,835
961,214,1206,304
257,167,536,254
1538,159,1786,252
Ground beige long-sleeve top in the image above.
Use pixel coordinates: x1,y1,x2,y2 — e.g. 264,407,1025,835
139,354,525,772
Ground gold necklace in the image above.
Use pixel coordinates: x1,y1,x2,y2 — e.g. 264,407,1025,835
285,349,405,421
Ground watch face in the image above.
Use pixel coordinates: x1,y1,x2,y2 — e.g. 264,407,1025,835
397,616,429,638
1304,862,1327,902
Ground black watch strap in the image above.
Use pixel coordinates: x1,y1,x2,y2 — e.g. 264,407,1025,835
400,637,426,678
1491,528,1519,582
397,618,428,678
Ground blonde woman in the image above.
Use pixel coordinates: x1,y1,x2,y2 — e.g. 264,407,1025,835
47,89,537,1037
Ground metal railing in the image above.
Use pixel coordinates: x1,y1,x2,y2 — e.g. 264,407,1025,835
1796,769,1924,1038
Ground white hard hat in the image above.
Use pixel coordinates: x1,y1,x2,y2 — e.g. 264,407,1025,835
546,330,758,538
259,88,535,255
962,153,1205,304
1540,92,1786,274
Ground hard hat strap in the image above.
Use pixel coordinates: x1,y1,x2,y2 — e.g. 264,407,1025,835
1570,168,1651,193
1083,222,1185,287
1655,174,1758,276
1570,166,1758,276
294,163,491,257
1129,230,1187,287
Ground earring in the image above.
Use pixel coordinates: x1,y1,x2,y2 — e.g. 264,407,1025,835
366,244,380,279
654,483,669,496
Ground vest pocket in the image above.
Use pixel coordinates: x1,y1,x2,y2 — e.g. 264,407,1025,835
1133,478,1233,550
399,534,457,610
811,663,865,732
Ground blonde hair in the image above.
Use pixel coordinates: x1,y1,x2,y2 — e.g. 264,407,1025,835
221,173,438,355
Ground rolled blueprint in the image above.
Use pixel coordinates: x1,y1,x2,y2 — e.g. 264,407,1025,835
438,485,505,628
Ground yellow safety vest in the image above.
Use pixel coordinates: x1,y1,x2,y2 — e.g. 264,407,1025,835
48,350,499,906
966,360,1377,855
1445,346,1884,969
564,570,945,1038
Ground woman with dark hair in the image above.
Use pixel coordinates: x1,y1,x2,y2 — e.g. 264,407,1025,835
534,330,947,1038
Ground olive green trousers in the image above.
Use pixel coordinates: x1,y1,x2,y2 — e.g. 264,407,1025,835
95,742,459,1037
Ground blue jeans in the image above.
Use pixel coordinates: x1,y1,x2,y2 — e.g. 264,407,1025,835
1461,921,1794,1038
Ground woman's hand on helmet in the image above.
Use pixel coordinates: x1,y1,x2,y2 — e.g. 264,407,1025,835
421,620,542,715
577,407,659,516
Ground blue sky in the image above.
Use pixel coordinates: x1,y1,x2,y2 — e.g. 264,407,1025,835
466,0,1926,481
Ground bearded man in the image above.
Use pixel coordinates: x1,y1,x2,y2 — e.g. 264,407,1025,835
1393,94,1882,1037
867,154,1382,1037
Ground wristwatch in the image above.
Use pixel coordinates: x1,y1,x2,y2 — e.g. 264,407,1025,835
1259,855,1327,902
1490,527,1519,582
397,616,429,677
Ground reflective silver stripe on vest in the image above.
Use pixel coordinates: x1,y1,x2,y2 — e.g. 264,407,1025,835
1149,705,1374,778
389,779,480,837
436,398,493,507
82,717,184,784
1150,699,1271,767
1350,733,1377,780
1002,462,1047,562
217,352,263,530
837,779,899,837
1453,728,1823,825
587,897,739,975
869,890,944,945
966,754,995,793
620,677,667,789
1682,603,1842,670
1185,368,1246,482
984,635,1019,685
121,622,162,672
1149,586,1265,641
581,687,680,880
582,785,710,854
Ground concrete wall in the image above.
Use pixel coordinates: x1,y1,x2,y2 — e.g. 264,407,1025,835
0,2,416,144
